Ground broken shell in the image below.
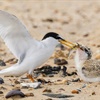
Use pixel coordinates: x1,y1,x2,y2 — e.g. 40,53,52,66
21,82,41,89
5,90,25,98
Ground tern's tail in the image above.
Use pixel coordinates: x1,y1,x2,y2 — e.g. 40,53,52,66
0,67,16,76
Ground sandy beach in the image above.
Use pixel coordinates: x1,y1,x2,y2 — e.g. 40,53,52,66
0,0,100,100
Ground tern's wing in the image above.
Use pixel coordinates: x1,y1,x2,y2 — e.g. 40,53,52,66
0,10,39,61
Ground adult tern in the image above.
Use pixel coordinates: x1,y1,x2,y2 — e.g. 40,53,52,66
0,10,77,82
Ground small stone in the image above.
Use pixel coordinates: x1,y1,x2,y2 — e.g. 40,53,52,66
0,59,6,66
0,91,3,94
5,90,25,98
59,88,65,91
83,33,89,37
25,93,34,97
72,78,81,82
46,98,52,100
0,86,7,90
67,72,77,76
14,80,20,84
95,54,100,60
54,58,61,64
43,89,52,93
0,78,4,84
92,92,96,95
48,74,54,77
54,58,68,65
42,18,54,23
71,90,79,94
37,78,47,84
69,32,76,35
97,44,100,47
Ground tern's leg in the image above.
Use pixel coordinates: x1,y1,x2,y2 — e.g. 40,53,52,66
27,74,34,82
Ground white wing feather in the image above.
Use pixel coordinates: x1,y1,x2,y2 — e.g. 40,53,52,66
0,10,39,61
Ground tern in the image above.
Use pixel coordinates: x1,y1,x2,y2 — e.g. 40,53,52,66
75,44,100,82
0,10,76,82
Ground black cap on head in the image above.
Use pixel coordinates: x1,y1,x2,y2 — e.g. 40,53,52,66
42,32,61,40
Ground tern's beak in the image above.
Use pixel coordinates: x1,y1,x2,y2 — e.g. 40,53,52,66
59,38,77,49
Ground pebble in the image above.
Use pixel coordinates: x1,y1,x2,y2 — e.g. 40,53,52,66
0,59,6,66
95,54,100,60
72,78,81,82
54,58,68,65
5,90,25,98
42,18,54,23
59,88,65,91
92,92,96,95
46,98,52,100
48,74,54,77
25,93,34,97
67,72,77,76
83,33,89,37
69,32,76,35
37,78,48,84
71,90,79,94
43,89,52,93
0,78,4,84
0,86,7,90
0,91,3,94
14,80,20,84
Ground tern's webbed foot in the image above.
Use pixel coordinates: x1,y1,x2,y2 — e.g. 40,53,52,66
27,74,34,82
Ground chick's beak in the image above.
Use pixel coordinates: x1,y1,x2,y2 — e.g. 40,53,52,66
59,39,77,49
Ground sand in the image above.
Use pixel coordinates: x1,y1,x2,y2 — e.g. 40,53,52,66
0,0,100,100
